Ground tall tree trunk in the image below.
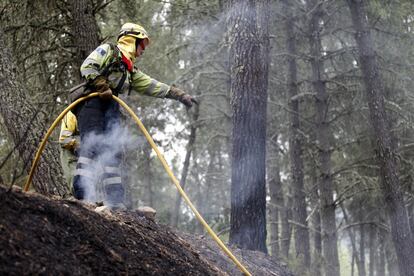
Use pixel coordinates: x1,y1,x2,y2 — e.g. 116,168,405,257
268,134,281,259
341,204,361,276
283,0,310,269
70,0,100,72
351,253,355,276
358,219,366,276
281,194,292,259
269,175,280,258
142,145,154,207
306,1,340,275
377,229,386,276
228,0,269,253
368,224,375,276
346,1,414,275
407,184,414,237
385,241,400,276
195,148,215,235
0,29,66,195
310,182,322,275
171,105,199,227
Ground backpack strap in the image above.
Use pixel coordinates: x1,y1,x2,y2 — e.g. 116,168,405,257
100,43,121,77
100,43,128,95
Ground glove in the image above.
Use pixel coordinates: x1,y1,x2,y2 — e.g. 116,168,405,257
180,94,198,108
92,76,112,100
99,88,113,100
166,85,198,108
92,76,110,92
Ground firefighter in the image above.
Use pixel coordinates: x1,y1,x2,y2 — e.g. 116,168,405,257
59,111,79,195
72,23,196,209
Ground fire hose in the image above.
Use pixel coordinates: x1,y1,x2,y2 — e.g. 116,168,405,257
22,93,251,276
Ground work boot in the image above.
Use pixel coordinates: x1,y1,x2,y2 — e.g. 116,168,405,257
72,177,85,200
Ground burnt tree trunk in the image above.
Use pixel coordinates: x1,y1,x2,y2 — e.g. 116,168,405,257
0,29,66,195
171,105,199,227
306,0,340,275
346,1,414,275
228,0,269,253
283,0,310,269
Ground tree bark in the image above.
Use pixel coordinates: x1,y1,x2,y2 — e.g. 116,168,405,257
385,240,400,276
368,224,375,276
407,184,414,238
281,194,292,259
310,181,322,275
70,0,100,72
358,218,366,276
268,134,281,259
346,1,414,275
306,1,340,275
142,145,154,207
282,0,310,269
377,229,386,276
0,29,66,195
228,0,269,253
341,204,361,276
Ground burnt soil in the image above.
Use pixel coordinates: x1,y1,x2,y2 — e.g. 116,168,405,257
0,185,293,276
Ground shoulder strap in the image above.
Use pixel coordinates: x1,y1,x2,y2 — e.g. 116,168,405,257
99,43,128,94
100,43,121,77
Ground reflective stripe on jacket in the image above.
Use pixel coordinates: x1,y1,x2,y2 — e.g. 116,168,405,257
80,43,170,97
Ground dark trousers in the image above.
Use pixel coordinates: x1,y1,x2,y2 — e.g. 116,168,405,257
72,97,124,205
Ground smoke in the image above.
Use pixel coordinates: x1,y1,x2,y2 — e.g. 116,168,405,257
76,122,143,204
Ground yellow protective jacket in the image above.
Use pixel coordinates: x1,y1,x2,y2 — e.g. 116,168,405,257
59,111,79,151
80,43,170,97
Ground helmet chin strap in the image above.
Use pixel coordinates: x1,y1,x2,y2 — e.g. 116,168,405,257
135,38,141,53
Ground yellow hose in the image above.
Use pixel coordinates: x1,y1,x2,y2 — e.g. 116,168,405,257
23,93,251,276
23,93,99,193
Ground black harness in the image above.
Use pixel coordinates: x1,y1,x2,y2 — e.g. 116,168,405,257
100,43,128,96
69,43,130,102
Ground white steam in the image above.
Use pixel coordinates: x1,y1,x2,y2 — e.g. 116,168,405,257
77,123,143,204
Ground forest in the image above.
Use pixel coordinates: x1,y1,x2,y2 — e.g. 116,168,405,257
1,0,414,276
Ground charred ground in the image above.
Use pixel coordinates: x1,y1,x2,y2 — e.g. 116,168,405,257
0,185,293,275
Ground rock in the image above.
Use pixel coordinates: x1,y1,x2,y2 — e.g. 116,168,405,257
136,206,157,219
95,205,111,215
